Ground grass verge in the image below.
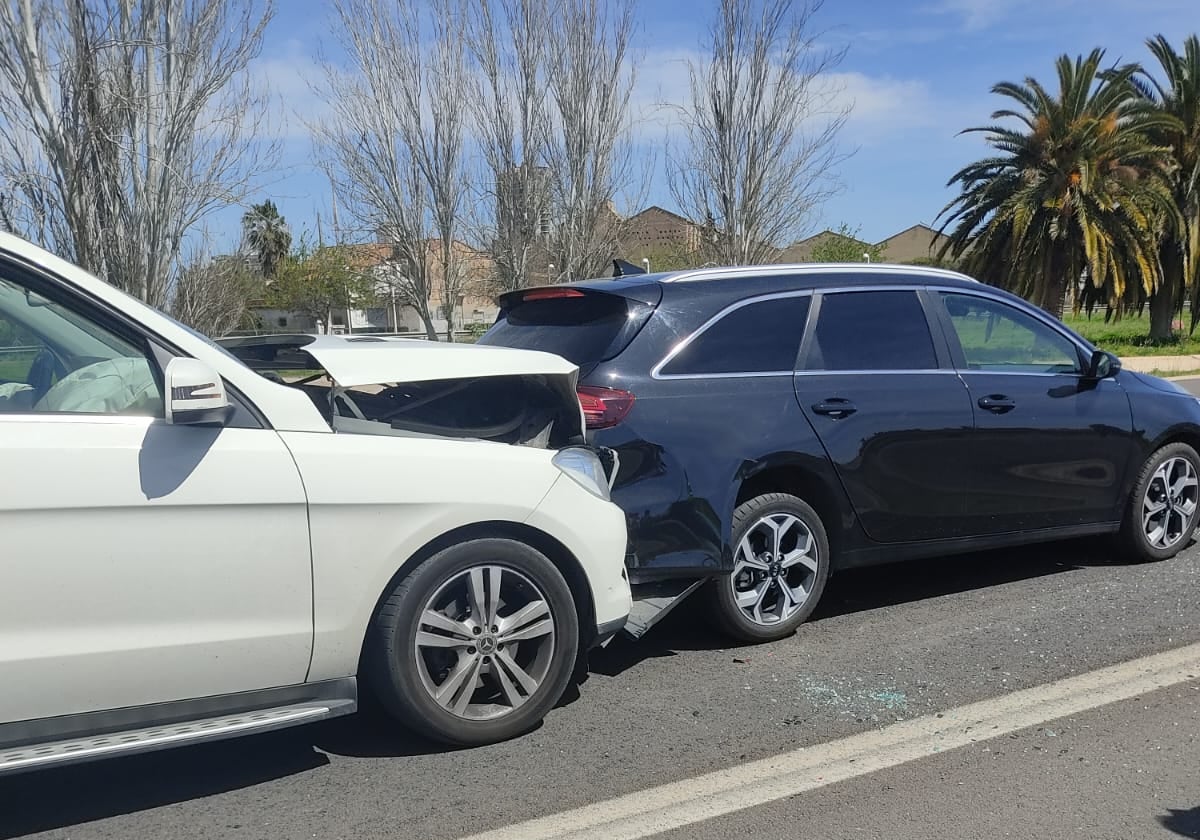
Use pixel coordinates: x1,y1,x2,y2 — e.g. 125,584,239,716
1061,312,1200,358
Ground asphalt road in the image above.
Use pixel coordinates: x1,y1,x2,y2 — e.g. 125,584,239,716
3,531,1199,840
653,680,1200,840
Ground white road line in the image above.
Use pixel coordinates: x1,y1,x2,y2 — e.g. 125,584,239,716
457,642,1200,840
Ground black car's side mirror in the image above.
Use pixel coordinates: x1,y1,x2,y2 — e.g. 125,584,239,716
1085,349,1121,379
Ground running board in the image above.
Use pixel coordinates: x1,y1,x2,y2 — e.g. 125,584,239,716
622,579,706,639
0,699,355,776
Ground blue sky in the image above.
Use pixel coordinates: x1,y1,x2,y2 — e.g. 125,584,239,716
214,0,1200,251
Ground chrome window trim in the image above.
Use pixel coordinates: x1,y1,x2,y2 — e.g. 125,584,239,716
651,282,1093,381
956,369,1086,378
793,369,960,376
651,289,815,380
652,370,796,381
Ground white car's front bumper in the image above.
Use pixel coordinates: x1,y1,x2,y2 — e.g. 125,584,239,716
524,473,632,641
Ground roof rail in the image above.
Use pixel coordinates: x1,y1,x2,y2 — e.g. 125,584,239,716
659,263,978,284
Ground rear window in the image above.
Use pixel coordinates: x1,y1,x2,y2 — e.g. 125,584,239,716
480,292,653,368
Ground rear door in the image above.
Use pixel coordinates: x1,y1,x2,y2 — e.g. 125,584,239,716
933,291,1135,533
793,288,976,543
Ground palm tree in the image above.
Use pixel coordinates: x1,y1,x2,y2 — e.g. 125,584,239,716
937,50,1178,317
1136,35,1200,339
241,200,292,279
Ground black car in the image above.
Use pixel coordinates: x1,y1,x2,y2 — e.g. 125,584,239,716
480,264,1200,642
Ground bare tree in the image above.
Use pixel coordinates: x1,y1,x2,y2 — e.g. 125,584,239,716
318,0,472,340
464,0,554,294
423,0,471,340
171,246,261,339
542,0,641,282
669,0,848,266
0,0,278,307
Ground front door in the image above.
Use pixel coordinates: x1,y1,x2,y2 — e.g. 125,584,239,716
935,291,1135,534
793,289,976,543
0,266,313,723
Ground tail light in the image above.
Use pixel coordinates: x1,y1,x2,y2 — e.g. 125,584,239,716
577,385,635,430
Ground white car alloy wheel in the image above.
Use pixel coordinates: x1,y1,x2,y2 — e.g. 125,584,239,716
415,564,556,720
369,537,579,745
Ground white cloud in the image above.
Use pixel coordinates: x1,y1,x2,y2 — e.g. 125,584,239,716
628,51,945,149
818,72,951,147
922,0,1200,32
925,0,1027,31
249,38,329,141
628,48,701,141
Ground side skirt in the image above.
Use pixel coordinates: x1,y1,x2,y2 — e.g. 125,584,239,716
834,522,1122,570
0,678,357,776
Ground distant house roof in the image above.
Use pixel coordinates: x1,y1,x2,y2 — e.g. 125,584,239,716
877,223,943,244
877,224,951,262
627,205,697,227
777,229,869,263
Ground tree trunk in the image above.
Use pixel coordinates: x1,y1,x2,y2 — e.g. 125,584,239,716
1151,248,1183,342
1149,284,1176,342
1041,247,1070,319
1039,271,1067,320
421,313,439,341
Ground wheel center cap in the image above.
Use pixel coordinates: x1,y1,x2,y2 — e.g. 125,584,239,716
479,636,497,654
769,562,782,577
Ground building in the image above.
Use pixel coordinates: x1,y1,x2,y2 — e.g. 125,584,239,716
779,223,952,265
776,230,860,263
250,239,500,338
619,206,703,256
876,224,952,264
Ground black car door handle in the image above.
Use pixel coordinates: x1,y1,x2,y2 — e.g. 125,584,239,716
978,395,1016,413
812,399,857,418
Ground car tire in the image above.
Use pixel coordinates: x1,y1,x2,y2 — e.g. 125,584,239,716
1120,442,1200,562
710,493,830,643
367,538,579,746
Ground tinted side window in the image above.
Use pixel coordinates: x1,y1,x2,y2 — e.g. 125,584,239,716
805,290,937,371
941,293,1080,374
660,295,811,375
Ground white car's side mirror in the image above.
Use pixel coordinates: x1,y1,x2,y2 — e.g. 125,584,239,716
164,357,234,426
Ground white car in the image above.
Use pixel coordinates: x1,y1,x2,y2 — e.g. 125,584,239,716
0,233,631,774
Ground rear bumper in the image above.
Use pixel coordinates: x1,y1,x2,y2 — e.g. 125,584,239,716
617,492,728,583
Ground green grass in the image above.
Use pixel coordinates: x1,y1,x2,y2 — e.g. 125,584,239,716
1148,368,1200,378
0,354,35,383
1060,312,1200,357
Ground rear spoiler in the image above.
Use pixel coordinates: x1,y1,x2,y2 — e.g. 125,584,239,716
612,258,648,277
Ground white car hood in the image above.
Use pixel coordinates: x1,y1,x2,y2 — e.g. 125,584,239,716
219,334,577,388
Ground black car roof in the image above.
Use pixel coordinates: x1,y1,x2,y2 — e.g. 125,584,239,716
553,263,982,300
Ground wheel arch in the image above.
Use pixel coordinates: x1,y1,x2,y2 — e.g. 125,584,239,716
356,521,598,676
732,457,854,560
1131,424,1200,498
1147,424,1200,458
